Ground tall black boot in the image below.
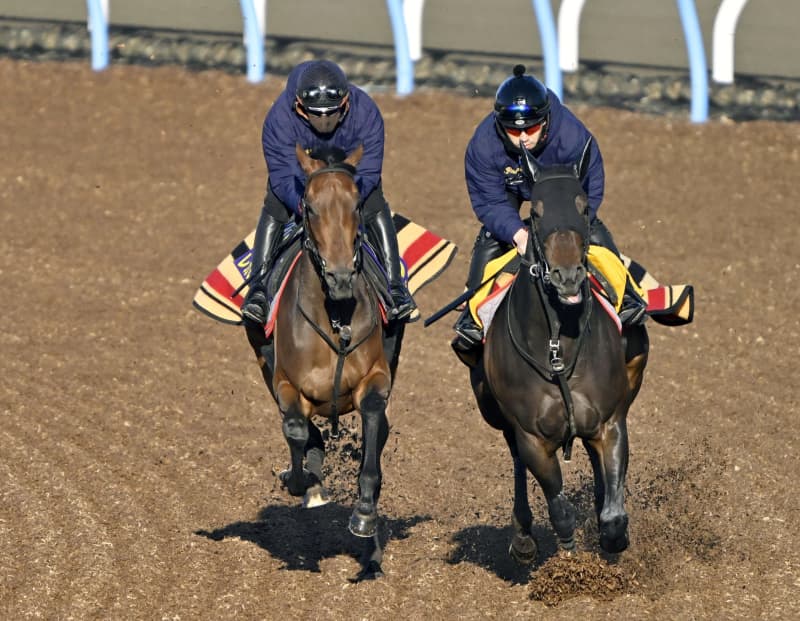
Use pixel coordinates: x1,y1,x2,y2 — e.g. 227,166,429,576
451,228,505,352
589,218,647,326
241,206,284,325
365,204,417,321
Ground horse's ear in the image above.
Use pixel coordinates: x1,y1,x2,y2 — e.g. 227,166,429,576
575,137,592,180
520,145,541,183
296,143,323,176
345,144,364,168
575,194,588,216
532,199,544,219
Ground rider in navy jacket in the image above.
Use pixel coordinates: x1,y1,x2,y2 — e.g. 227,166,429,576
452,65,645,354
241,60,416,326
464,92,604,246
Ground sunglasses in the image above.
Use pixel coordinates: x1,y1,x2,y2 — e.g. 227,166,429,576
504,121,545,137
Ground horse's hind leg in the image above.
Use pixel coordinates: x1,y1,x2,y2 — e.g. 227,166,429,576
349,389,389,538
303,420,329,508
585,416,630,553
353,531,384,582
280,405,310,498
517,434,577,552
503,430,537,563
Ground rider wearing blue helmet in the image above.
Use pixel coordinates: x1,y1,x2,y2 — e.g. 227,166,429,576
452,65,646,354
241,60,416,326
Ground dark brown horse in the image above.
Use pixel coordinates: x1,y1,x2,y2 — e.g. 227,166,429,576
245,145,404,579
467,142,649,562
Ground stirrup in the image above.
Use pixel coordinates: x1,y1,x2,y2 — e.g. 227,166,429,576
242,290,268,325
389,288,418,322
453,313,483,349
619,299,647,327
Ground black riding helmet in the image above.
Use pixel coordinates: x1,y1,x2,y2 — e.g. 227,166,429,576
296,60,349,115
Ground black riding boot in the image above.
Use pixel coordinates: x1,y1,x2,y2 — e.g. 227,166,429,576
589,218,647,326
241,206,284,325
451,228,505,352
366,205,417,321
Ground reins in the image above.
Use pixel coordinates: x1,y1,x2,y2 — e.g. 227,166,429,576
509,227,593,461
296,161,377,435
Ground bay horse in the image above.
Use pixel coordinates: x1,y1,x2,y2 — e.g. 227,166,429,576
244,144,404,579
467,141,649,562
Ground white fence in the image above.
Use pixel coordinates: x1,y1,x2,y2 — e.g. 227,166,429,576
63,0,773,123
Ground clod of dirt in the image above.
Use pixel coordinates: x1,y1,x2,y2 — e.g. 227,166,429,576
528,551,628,606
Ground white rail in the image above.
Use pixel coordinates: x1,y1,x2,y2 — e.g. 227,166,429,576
712,0,749,84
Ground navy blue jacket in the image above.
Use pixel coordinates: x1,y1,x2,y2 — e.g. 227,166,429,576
464,90,604,245
261,62,384,215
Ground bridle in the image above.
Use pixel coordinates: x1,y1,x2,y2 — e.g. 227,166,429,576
300,162,365,284
297,161,376,435
508,169,593,461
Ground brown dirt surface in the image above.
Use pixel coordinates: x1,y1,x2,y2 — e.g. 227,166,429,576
2,57,799,620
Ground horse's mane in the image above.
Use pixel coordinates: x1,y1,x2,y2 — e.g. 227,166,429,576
308,145,348,167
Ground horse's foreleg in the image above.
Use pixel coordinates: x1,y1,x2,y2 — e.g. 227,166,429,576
517,432,576,552
587,415,630,553
349,388,389,538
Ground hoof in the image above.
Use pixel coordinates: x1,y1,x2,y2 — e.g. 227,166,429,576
348,509,378,538
279,467,311,497
558,536,577,553
302,484,330,509
351,561,384,582
599,515,629,554
509,533,537,564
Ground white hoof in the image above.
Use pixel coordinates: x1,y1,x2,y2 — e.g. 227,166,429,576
303,484,330,509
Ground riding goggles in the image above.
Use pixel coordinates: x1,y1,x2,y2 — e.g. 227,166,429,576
300,87,347,115
504,120,545,137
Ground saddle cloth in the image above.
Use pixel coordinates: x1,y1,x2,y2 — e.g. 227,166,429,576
193,213,458,325
468,246,694,330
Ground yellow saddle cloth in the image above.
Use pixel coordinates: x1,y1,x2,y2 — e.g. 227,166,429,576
468,246,694,328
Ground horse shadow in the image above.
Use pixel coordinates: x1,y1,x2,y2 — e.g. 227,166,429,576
447,480,599,584
195,503,429,575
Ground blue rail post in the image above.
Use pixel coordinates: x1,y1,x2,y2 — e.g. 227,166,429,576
676,0,709,123
386,0,414,95
239,0,265,84
531,0,562,100
86,0,109,71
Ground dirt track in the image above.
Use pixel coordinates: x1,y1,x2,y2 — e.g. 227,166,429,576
1,58,799,620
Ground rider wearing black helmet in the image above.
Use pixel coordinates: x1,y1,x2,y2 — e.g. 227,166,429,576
451,65,646,354
241,59,416,326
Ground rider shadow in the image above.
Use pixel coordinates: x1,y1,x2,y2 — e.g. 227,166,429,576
195,503,430,574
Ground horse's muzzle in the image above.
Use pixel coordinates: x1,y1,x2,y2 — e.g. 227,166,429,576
324,269,356,300
549,264,586,301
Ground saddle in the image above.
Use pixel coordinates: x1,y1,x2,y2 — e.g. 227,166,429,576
467,247,694,331
260,222,393,337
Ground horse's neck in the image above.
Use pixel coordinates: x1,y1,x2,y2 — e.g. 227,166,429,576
294,254,372,328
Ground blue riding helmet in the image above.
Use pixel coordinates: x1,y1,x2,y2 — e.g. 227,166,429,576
494,64,550,129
